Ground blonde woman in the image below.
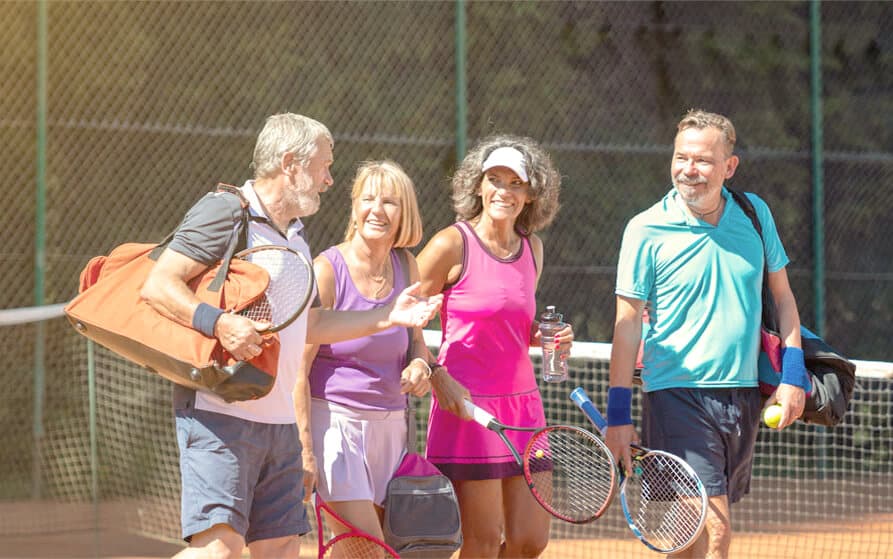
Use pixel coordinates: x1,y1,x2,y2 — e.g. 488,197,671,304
294,160,468,548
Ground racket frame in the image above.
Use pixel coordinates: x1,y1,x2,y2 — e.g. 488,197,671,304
463,399,617,524
569,387,709,554
234,244,314,333
313,492,399,559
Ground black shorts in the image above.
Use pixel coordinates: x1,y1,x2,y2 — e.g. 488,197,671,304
641,387,762,504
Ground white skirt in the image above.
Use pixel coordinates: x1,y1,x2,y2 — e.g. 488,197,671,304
310,398,407,506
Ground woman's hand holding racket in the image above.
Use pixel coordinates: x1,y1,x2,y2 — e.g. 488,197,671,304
301,451,318,504
430,368,472,420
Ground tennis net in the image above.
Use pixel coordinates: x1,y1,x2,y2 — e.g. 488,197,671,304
1,306,890,558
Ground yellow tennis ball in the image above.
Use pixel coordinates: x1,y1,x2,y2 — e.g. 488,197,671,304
535,449,545,459
763,404,783,429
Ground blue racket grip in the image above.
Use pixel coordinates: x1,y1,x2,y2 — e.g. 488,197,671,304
570,387,608,434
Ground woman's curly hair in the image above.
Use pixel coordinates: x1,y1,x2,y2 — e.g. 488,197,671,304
451,134,561,234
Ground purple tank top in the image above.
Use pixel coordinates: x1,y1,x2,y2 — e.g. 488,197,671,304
309,246,409,411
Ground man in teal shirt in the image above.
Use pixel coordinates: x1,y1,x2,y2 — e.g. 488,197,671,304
606,109,810,559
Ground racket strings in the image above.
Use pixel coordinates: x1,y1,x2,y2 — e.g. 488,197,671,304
624,453,706,551
239,247,313,328
526,427,616,522
321,535,395,559
318,507,397,559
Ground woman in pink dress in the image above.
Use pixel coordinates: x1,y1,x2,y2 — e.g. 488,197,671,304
417,136,574,558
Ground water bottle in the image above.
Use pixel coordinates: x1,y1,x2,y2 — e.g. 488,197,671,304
539,306,568,382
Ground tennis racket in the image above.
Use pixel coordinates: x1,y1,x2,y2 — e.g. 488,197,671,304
569,387,708,554
463,399,616,524
234,244,314,333
314,492,400,559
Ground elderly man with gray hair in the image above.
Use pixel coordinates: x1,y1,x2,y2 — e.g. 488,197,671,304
141,113,442,559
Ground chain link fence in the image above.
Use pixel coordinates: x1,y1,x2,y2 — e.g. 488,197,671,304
2,1,890,356
2,0,891,555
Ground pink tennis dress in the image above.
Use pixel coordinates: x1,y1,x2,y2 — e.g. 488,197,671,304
426,221,545,480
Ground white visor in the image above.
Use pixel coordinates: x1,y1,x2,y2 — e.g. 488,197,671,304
481,147,528,183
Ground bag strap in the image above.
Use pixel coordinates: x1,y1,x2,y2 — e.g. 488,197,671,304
728,189,779,335
147,231,180,262
395,248,418,452
215,183,251,249
207,184,250,292
396,248,413,364
147,183,249,293
729,189,762,237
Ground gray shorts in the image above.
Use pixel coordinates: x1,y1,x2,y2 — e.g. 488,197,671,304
641,387,762,504
174,386,311,543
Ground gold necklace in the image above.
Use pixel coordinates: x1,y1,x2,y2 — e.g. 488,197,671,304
362,261,391,298
345,243,392,298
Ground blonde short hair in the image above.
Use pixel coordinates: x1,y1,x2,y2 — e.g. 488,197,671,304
677,109,737,156
344,160,423,248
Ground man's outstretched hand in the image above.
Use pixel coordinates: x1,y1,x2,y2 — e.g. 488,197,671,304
388,282,443,328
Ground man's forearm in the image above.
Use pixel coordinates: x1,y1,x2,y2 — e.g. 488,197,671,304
608,320,642,388
306,307,392,345
141,275,203,327
775,293,802,350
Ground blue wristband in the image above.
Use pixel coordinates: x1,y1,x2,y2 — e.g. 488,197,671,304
606,386,633,426
192,303,224,338
781,347,813,394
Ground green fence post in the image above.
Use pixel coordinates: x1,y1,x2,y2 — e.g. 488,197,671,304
809,0,829,481
88,340,100,556
455,0,467,160
33,0,49,501
810,0,825,337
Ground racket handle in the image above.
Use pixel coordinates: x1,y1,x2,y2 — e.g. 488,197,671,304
464,399,498,429
570,387,608,434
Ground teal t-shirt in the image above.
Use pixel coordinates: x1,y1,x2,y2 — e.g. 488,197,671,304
616,187,789,391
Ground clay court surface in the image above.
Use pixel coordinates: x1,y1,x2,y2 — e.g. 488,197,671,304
3,512,890,559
